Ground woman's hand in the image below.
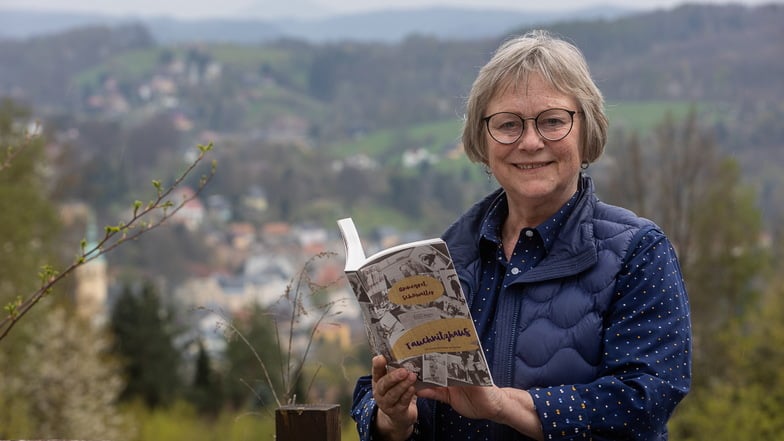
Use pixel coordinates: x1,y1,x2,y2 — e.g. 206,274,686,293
416,384,504,420
371,355,419,441
417,384,544,441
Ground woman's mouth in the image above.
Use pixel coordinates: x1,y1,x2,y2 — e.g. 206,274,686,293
514,162,549,170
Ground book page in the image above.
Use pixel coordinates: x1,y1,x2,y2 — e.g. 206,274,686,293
337,218,367,272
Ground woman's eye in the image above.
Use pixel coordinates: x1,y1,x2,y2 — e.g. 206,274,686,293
495,118,521,131
541,118,564,127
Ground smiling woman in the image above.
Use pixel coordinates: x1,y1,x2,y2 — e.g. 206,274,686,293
349,29,692,441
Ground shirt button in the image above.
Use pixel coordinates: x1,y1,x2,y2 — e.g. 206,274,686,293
524,229,534,238
511,267,520,275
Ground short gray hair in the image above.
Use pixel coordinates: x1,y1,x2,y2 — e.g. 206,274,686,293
462,30,608,165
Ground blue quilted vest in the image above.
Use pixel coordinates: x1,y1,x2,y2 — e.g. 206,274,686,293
442,174,657,390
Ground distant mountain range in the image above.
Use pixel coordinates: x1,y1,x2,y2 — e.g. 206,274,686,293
0,6,634,43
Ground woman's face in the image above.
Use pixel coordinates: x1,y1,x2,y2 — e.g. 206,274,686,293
484,72,582,216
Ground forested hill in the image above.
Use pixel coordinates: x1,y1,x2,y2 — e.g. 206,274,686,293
545,3,784,102
0,3,782,232
1,4,780,127
0,25,155,109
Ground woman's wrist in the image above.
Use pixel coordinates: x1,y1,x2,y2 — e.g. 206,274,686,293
496,388,544,441
375,407,415,441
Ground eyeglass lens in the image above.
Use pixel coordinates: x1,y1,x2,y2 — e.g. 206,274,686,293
486,108,575,143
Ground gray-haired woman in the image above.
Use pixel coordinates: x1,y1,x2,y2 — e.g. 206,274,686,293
352,29,691,441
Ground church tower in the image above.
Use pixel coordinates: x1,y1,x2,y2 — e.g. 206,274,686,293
74,219,108,328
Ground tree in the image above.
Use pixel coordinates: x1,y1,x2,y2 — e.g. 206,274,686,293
682,158,766,378
603,109,719,262
188,338,224,416
0,96,218,436
221,303,286,410
0,307,129,439
0,99,59,310
600,109,775,434
669,259,784,439
110,280,184,408
602,109,766,362
0,99,63,436
123,114,181,172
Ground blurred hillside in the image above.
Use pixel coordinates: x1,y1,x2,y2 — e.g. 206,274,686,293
0,3,781,237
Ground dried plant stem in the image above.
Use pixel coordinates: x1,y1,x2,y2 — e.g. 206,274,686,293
204,252,346,407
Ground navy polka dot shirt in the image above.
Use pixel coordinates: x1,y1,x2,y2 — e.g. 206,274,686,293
351,187,691,440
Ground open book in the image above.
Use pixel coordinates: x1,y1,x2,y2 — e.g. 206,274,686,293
338,217,493,387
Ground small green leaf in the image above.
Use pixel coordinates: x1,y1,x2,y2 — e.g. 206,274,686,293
4,296,22,317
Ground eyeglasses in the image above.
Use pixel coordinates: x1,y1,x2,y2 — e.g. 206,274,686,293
483,108,580,144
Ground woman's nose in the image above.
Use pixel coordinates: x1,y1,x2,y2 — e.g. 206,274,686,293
515,119,544,149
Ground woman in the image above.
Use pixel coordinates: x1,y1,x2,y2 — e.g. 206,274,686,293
351,29,691,440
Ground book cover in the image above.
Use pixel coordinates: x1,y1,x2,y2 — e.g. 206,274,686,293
338,217,493,387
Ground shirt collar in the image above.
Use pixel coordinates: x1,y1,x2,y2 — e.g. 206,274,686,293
479,185,582,254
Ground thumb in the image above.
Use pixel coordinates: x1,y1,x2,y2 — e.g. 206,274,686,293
371,355,388,381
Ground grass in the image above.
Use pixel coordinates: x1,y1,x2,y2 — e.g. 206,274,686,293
207,45,291,68
122,400,363,441
73,48,162,87
242,85,328,127
329,118,462,158
605,100,699,133
206,45,312,89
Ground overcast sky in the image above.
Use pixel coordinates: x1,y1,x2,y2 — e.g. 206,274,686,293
0,0,780,20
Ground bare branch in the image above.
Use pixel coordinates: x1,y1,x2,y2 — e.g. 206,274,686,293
0,142,217,341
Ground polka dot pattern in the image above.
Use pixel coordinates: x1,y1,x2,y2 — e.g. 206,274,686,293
351,182,691,440
530,231,691,439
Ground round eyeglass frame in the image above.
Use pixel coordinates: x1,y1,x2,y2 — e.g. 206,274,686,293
482,108,581,144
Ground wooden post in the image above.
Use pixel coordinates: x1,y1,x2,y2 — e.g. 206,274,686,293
275,403,341,441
